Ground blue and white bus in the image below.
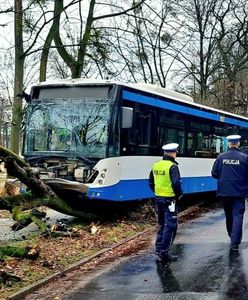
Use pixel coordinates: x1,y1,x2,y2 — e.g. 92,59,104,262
23,78,248,203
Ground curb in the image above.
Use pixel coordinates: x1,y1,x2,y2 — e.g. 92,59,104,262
7,201,210,300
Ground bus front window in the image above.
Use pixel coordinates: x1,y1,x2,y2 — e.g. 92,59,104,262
24,98,111,159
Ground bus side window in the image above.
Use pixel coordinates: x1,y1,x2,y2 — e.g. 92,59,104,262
187,133,194,156
120,104,156,156
189,132,212,157
121,107,133,129
159,127,185,156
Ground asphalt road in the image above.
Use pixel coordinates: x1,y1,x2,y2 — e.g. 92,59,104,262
50,203,248,300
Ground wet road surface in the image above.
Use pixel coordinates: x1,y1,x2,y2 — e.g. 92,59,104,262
57,204,248,300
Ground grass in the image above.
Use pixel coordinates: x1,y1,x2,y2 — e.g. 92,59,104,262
0,218,153,298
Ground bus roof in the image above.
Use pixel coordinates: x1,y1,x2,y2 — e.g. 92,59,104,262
35,78,193,101
34,78,248,123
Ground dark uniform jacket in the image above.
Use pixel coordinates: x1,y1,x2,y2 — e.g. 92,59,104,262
211,147,248,197
149,154,182,198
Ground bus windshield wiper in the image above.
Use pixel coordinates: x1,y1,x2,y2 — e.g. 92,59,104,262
76,155,95,165
26,153,95,166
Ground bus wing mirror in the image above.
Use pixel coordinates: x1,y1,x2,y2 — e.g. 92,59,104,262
121,107,133,129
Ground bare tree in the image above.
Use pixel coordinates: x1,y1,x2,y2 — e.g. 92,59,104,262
0,96,11,147
39,0,146,80
209,0,248,114
168,0,232,103
74,0,184,87
10,0,24,154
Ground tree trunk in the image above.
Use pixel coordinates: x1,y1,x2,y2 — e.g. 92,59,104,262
39,25,54,82
10,0,24,154
0,145,95,229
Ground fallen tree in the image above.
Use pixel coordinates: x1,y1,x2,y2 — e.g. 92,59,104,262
0,145,95,234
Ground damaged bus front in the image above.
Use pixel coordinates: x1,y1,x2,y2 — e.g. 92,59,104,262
23,80,121,204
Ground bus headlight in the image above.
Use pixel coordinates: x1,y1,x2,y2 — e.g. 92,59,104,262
98,168,107,184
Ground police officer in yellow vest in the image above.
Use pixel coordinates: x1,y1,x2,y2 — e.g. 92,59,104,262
149,143,183,263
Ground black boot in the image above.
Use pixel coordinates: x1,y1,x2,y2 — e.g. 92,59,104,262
230,244,239,252
167,254,178,261
157,251,178,264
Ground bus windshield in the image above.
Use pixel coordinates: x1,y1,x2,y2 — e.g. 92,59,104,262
23,97,112,159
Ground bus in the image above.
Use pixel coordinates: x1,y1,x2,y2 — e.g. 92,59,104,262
22,78,248,203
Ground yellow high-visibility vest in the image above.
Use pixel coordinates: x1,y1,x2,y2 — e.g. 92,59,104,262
152,160,175,197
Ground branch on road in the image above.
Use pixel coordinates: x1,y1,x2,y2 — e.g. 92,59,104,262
0,145,95,235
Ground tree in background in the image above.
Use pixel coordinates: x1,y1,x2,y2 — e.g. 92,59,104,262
9,0,24,154
0,96,11,148
0,53,13,147
168,0,229,103
2,0,248,155
209,0,248,114
170,0,248,115
39,0,146,81
105,0,183,87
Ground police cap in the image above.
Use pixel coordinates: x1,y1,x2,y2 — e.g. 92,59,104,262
162,143,179,152
226,135,241,143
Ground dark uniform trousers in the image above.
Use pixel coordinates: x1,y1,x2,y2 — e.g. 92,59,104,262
155,197,178,255
221,197,245,246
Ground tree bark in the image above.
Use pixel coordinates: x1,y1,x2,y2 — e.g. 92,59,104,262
0,145,95,231
10,0,24,154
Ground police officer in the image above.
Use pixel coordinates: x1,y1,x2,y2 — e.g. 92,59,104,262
149,143,183,263
211,135,248,251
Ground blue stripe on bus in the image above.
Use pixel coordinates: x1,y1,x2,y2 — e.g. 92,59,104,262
182,176,217,194
224,117,248,128
122,90,248,128
87,176,217,201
